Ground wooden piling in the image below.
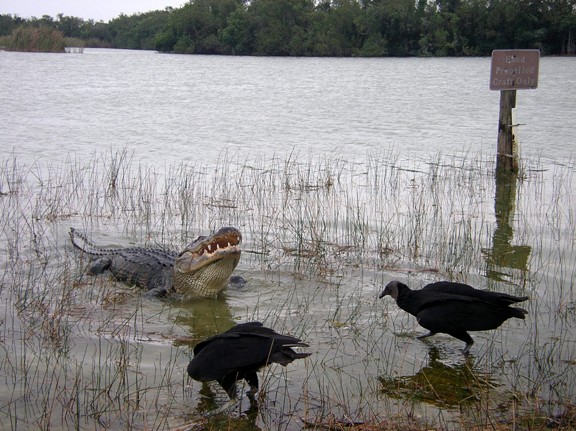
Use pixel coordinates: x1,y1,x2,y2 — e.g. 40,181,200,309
496,89,518,173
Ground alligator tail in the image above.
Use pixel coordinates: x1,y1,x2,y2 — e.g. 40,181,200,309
69,227,116,256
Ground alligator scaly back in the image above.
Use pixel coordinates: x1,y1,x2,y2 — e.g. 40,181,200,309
70,227,177,292
70,227,130,257
69,226,242,299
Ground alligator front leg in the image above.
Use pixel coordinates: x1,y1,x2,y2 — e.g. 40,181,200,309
142,287,169,298
87,257,112,275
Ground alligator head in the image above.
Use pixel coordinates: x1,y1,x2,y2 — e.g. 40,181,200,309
174,226,242,299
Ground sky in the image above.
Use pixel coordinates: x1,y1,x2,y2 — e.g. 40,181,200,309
0,0,186,22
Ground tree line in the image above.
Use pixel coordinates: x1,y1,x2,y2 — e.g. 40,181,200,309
1,0,575,56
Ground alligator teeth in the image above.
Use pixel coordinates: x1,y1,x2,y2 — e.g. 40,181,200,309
207,244,212,252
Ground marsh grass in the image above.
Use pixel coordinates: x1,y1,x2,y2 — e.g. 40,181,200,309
1,149,575,430
1,26,66,53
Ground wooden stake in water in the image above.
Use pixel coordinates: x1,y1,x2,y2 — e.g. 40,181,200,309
490,49,540,173
496,89,518,172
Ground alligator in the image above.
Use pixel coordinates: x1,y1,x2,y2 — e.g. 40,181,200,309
70,226,242,299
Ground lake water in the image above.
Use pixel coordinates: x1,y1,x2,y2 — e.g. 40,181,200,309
1,49,575,168
1,49,576,430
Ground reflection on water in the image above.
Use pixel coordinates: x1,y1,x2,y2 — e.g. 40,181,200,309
180,382,262,431
378,346,499,408
483,170,531,282
203,403,261,431
172,296,238,345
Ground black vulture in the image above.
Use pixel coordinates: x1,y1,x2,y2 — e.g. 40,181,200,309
187,322,311,402
379,280,528,354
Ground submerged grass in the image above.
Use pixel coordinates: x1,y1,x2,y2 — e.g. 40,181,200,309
0,149,575,430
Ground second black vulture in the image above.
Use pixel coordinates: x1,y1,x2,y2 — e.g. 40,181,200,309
379,280,528,354
187,322,311,402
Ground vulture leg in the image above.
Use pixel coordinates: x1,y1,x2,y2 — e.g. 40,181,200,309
244,372,259,399
461,339,474,355
451,331,474,355
201,374,240,415
218,373,239,400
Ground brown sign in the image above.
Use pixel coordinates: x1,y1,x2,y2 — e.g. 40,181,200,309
490,49,540,91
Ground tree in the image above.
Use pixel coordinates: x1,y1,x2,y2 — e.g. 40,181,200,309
220,6,255,54
361,0,420,56
161,0,242,53
0,14,25,37
56,14,85,38
311,0,364,56
109,11,170,49
247,0,315,55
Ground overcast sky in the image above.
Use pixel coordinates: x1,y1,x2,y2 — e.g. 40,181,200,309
0,0,186,22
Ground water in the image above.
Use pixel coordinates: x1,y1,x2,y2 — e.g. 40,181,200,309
1,49,576,430
2,49,575,168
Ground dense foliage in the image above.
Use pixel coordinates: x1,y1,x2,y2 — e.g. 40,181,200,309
1,0,575,56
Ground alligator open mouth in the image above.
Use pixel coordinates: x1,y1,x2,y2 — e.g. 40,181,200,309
175,226,242,274
173,226,242,298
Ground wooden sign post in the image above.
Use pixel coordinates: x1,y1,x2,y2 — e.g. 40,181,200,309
490,49,540,172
